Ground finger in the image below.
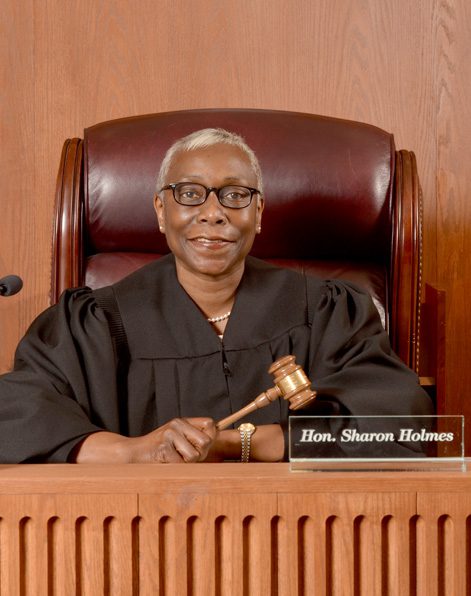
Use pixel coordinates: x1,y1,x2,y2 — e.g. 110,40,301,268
184,417,217,440
151,430,205,463
172,433,207,462
167,418,215,448
181,427,214,460
152,440,186,463
157,421,209,462
148,419,214,463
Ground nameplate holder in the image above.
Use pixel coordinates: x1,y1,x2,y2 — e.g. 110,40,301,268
289,415,465,471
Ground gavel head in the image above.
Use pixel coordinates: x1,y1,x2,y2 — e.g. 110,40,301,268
268,355,317,410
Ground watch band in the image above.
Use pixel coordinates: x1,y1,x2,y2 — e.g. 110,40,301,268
238,422,256,462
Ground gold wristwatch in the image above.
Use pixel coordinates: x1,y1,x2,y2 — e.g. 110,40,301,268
238,422,257,462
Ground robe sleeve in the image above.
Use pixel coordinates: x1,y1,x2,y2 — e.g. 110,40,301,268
299,280,434,456
0,288,120,463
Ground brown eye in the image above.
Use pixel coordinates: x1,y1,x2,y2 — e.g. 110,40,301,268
220,186,251,207
175,183,206,205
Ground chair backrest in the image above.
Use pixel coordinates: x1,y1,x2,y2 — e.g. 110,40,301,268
52,108,422,370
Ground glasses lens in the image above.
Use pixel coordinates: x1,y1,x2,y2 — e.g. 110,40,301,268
219,186,252,208
174,183,206,205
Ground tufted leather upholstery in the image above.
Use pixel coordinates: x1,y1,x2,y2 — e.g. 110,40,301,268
52,108,422,369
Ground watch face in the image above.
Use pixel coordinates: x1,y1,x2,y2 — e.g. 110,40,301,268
239,423,256,434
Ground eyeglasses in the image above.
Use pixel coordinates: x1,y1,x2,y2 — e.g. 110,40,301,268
160,182,260,209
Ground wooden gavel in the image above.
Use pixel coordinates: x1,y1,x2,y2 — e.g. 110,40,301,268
216,355,317,430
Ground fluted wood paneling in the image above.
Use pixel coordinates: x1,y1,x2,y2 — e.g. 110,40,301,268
0,494,137,594
277,493,417,596
0,464,470,595
1,1,470,449
416,492,471,596
139,493,278,595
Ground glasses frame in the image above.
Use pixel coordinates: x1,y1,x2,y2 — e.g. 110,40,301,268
160,182,261,209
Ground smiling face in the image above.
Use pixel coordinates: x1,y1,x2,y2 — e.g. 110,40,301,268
154,143,264,282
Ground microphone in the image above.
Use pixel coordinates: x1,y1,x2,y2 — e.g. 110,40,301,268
0,275,23,297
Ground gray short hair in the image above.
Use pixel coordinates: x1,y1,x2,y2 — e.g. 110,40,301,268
156,128,263,194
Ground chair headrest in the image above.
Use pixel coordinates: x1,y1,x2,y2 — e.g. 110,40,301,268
84,108,395,262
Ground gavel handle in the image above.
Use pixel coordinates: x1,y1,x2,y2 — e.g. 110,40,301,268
216,386,282,430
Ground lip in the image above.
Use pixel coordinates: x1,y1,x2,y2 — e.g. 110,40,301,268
188,236,235,250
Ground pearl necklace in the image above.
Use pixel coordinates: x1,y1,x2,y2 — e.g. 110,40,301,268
207,310,231,323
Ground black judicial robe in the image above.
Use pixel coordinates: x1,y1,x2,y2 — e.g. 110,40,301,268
0,255,433,463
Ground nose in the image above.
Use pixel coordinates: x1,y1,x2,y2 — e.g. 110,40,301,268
196,190,227,224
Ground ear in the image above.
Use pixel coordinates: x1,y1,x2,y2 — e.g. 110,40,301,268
154,194,165,233
255,195,264,232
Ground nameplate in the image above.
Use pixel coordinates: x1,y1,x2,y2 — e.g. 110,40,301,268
289,415,465,471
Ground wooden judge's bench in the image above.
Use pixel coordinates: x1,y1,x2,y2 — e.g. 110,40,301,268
0,463,470,595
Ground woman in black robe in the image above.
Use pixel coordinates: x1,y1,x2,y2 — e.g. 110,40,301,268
0,129,433,463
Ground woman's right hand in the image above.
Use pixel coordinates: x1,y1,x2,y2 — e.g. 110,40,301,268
70,417,217,463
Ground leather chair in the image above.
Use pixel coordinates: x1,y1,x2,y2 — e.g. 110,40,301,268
52,108,434,379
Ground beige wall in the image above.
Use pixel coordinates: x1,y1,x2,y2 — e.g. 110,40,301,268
1,1,470,447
